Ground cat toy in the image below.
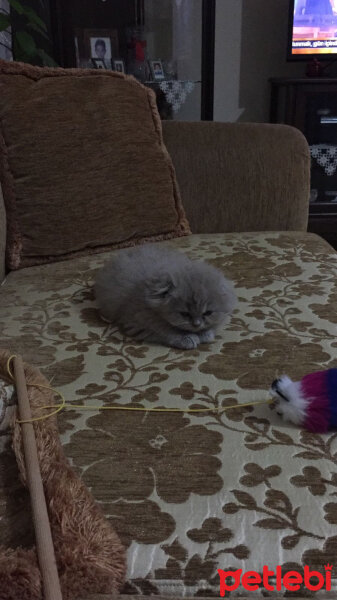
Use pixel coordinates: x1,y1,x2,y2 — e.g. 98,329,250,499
12,355,63,600
270,369,337,433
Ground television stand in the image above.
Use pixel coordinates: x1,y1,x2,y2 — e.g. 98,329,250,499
270,77,337,249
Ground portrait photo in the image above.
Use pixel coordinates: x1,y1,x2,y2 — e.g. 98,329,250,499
91,58,107,69
150,59,165,80
80,29,119,66
91,37,111,60
113,60,125,73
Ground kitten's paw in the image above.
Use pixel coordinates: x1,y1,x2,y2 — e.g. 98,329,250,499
198,329,215,343
177,333,200,350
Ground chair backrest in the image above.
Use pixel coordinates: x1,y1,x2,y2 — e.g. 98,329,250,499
162,120,310,234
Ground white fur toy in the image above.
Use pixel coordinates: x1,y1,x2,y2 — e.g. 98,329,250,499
270,369,337,433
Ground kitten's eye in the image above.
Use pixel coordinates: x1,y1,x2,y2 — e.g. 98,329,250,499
180,311,190,318
203,310,213,317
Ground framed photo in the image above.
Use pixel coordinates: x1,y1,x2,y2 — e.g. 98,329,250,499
81,29,119,62
113,60,125,74
150,60,165,81
91,58,107,70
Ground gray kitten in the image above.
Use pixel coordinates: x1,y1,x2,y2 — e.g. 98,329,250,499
95,244,236,349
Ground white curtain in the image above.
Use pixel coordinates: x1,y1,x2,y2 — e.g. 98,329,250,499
172,0,201,120
172,0,201,79
0,0,12,61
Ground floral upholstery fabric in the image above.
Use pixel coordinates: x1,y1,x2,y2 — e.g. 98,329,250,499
1,232,337,597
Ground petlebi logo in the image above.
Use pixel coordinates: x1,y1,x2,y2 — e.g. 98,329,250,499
218,564,332,596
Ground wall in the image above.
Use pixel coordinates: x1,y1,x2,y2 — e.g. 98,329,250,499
214,0,243,121
214,0,304,123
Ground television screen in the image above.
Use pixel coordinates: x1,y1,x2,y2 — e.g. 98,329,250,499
290,0,337,57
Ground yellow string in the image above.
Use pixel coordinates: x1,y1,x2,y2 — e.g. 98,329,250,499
6,354,272,424
7,354,66,423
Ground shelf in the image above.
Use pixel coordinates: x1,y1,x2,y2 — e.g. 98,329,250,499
270,77,337,249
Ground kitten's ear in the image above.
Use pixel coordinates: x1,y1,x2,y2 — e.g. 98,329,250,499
146,275,175,301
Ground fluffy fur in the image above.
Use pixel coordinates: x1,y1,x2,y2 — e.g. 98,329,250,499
270,376,309,426
95,244,236,349
0,349,126,599
271,370,337,432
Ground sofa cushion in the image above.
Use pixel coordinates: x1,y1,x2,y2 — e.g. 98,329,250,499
1,231,337,596
0,60,190,270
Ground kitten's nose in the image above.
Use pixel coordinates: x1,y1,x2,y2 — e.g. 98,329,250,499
192,318,201,328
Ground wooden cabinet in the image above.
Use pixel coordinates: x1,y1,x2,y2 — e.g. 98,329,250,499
270,78,337,248
49,0,215,121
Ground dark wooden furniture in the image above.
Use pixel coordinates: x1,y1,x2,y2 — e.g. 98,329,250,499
270,77,337,248
49,0,215,121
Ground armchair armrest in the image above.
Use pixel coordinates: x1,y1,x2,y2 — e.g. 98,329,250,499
162,121,310,233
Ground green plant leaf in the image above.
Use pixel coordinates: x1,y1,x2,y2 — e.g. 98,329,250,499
13,36,27,62
8,0,24,15
8,0,47,31
27,22,49,41
36,48,58,67
24,6,47,31
0,13,10,31
15,31,37,56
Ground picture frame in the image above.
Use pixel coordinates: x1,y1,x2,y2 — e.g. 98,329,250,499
91,58,107,70
149,59,165,81
80,29,119,63
113,59,125,74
